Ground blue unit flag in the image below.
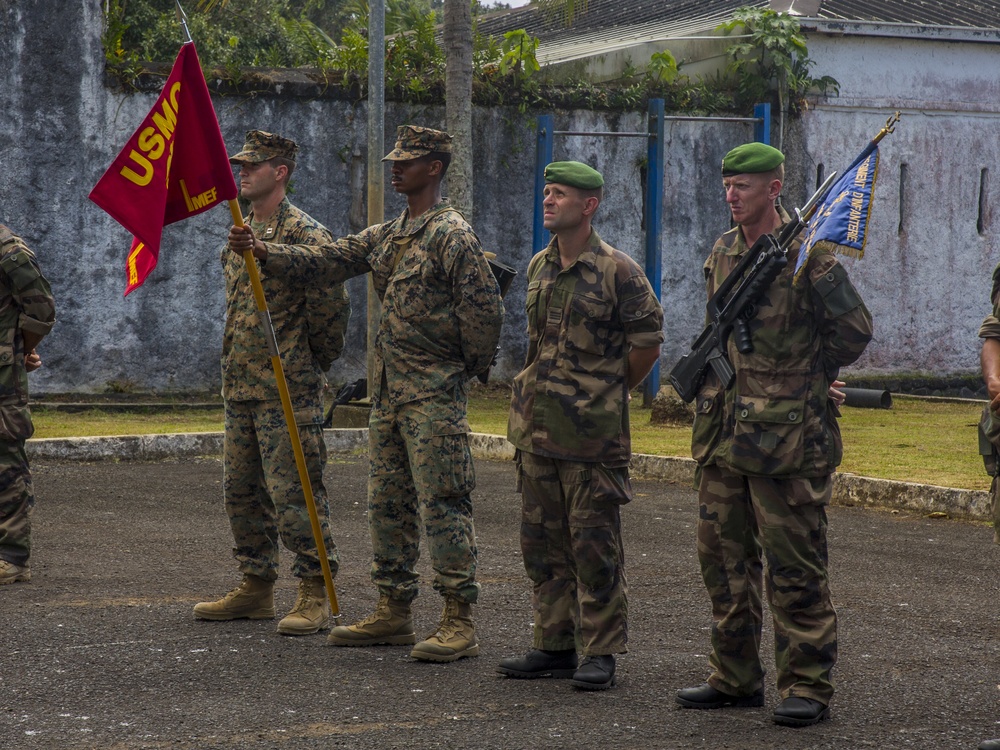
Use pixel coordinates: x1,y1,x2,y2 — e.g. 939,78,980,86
794,141,880,280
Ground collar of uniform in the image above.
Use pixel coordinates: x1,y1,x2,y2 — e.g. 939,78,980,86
543,228,602,270
729,206,791,256
396,199,452,238
247,197,292,241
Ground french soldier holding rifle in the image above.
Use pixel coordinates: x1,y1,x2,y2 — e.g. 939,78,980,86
674,143,872,726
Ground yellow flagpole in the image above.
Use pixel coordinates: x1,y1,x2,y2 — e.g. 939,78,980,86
227,200,340,618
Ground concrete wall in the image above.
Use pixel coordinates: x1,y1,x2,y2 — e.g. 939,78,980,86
786,26,1000,376
2,2,991,394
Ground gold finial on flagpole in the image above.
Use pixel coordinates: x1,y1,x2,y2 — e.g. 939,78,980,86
874,111,901,145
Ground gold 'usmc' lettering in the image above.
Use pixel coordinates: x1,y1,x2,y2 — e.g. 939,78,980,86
119,81,182,187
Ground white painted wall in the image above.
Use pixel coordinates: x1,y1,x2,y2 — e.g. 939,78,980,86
789,27,1000,375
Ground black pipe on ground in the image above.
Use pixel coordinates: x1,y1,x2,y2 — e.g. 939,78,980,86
841,387,892,409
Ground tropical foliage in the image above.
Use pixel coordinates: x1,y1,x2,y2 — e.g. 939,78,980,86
102,1,836,117
718,6,839,115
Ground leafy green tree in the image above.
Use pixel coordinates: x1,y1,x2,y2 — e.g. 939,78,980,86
718,7,838,147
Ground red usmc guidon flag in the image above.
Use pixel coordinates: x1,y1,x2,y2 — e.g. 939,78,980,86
89,42,237,295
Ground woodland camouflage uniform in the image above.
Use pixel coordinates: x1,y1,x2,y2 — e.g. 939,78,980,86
977,263,1000,542
508,228,664,656
0,225,56,575
221,197,350,582
691,209,872,705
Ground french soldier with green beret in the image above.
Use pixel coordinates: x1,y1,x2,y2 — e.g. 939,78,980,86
675,143,873,725
498,161,664,690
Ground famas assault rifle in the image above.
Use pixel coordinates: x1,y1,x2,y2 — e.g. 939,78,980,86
668,171,839,403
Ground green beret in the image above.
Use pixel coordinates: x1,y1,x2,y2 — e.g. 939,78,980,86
721,143,785,176
544,161,604,189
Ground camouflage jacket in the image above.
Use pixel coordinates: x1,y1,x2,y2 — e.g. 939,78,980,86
507,229,665,463
0,225,56,442
691,211,873,477
978,262,1000,340
262,200,503,407
221,198,350,413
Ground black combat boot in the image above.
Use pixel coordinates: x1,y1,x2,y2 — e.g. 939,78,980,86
497,649,578,679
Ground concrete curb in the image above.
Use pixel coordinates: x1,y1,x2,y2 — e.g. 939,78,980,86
26,429,992,523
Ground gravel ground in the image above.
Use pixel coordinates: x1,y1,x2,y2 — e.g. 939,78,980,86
2,455,1000,750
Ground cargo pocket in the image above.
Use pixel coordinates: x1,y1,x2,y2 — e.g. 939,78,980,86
590,463,633,507
431,420,475,497
727,395,806,475
293,406,324,428
0,403,34,442
517,454,551,525
691,385,723,464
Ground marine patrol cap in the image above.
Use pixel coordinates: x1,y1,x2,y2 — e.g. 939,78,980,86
721,143,785,176
382,125,452,161
229,130,299,165
543,161,604,189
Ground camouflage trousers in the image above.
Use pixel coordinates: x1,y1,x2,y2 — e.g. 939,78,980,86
367,392,478,604
991,475,1000,545
516,450,631,656
697,463,837,704
0,439,33,566
223,399,338,581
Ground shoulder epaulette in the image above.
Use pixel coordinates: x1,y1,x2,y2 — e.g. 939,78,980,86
0,225,15,247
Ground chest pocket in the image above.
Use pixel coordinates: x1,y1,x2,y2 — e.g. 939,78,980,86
386,264,429,320
525,280,544,339
566,293,614,356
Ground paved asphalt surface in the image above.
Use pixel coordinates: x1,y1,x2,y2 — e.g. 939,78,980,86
3,454,1000,749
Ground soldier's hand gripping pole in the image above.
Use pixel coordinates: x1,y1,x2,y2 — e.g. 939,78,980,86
228,200,340,618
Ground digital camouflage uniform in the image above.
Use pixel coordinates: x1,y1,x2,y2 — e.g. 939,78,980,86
222,197,350,582
691,210,872,705
0,226,56,569
263,198,503,605
507,228,664,655
977,263,1000,542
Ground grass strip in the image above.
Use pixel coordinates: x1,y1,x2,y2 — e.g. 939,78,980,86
29,393,990,491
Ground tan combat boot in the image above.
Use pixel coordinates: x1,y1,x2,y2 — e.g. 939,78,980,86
192,574,275,620
0,560,30,585
326,594,415,646
410,597,479,663
277,577,330,636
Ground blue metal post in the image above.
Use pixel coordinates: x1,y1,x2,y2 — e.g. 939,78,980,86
643,98,665,404
753,102,771,145
533,115,554,253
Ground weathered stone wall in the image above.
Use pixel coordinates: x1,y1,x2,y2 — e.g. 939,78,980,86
788,28,1000,380
4,2,991,395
